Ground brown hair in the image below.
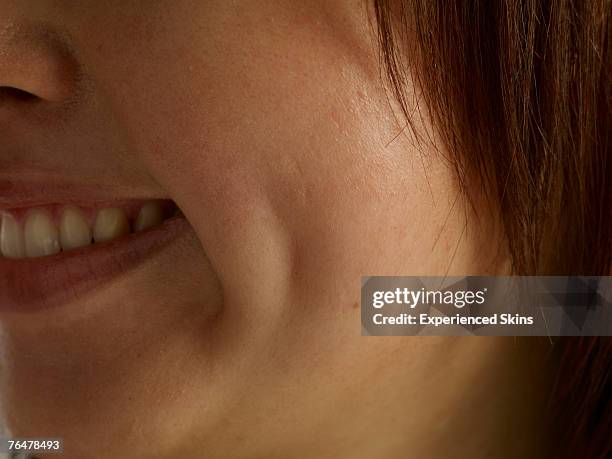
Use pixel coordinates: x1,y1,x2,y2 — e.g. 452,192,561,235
372,0,611,457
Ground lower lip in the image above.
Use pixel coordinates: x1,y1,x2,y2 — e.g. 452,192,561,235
0,216,191,313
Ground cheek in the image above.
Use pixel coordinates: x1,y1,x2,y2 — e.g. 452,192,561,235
84,1,461,316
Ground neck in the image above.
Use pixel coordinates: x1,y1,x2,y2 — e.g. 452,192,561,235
316,337,551,459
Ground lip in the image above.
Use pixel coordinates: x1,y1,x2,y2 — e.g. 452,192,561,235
0,214,191,313
0,177,167,209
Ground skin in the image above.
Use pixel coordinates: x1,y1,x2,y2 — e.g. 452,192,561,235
0,1,548,458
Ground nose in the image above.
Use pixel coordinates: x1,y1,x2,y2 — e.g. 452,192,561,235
0,23,77,103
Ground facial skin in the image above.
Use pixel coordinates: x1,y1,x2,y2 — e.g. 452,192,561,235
0,2,547,458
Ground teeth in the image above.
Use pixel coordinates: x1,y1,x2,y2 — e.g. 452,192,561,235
1,212,26,259
59,206,92,250
24,209,61,258
133,201,164,232
0,200,173,259
92,208,130,243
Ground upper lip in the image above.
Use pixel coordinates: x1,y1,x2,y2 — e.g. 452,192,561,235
0,177,167,210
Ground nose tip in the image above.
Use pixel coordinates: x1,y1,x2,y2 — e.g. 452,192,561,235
0,24,77,102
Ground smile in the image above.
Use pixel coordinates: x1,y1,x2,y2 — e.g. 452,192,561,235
0,198,191,313
1,200,177,258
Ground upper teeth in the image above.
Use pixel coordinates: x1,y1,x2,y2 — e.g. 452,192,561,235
60,205,93,250
24,209,61,258
92,208,131,244
0,200,168,259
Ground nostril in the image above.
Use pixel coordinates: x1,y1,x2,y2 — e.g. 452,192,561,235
0,86,39,102
0,25,80,102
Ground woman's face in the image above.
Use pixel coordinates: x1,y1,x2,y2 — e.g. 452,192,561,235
0,1,503,458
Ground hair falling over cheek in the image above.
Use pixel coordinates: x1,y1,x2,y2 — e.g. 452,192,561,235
372,1,611,458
